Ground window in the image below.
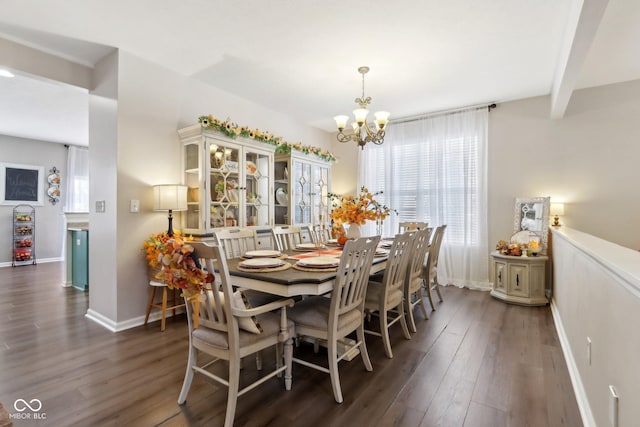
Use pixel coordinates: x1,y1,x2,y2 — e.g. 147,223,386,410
64,146,89,212
359,108,490,288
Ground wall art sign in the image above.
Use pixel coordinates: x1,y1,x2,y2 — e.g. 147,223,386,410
1,162,44,206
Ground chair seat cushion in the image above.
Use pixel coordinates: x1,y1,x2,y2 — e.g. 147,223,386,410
193,311,295,350
288,296,362,334
365,281,403,309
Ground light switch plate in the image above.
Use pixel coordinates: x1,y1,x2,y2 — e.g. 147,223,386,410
130,199,140,213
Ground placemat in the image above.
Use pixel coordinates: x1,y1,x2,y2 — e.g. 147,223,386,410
237,262,292,273
292,264,339,273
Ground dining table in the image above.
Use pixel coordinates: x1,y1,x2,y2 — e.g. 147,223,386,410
226,246,389,297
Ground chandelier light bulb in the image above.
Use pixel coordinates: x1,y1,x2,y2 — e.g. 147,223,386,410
333,115,349,130
374,111,390,130
353,108,369,125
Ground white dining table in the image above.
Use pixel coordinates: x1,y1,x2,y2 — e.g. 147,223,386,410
225,251,387,297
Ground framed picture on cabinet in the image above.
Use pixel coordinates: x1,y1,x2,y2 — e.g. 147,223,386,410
0,163,44,205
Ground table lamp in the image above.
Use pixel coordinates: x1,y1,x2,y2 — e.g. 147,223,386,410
550,203,565,227
153,185,188,237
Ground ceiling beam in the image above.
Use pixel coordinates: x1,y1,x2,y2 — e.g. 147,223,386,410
550,0,610,119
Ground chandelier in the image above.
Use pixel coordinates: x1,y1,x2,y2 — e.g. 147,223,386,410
333,66,390,149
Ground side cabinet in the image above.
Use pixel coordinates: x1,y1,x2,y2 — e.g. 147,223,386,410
490,252,548,306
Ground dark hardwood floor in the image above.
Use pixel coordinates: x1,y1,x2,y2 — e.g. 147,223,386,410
0,262,582,427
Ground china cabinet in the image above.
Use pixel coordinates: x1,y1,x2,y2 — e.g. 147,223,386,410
13,204,36,266
490,252,548,306
179,125,275,236
274,152,331,227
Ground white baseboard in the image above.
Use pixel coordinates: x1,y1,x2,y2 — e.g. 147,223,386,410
86,307,186,332
550,300,596,427
0,257,63,268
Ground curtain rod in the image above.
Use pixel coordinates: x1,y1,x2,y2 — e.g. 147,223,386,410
390,102,496,126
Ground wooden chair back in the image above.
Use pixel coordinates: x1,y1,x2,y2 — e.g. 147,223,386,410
405,227,432,293
330,235,380,323
214,228,259,258
398,221,428,233
310,224,332,244
379,232,415,301
185,242,237,340
271,225,304,251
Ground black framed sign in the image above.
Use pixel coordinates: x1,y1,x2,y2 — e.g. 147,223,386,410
1,162,44,205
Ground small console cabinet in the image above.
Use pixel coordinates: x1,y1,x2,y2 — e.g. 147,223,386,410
490,251,548,306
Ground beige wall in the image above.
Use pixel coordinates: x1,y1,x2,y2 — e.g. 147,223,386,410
489,79,640,252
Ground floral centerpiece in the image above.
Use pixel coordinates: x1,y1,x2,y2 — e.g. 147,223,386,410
143,231,213,300
328,187,396,238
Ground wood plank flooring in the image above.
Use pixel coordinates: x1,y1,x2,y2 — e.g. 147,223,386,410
0,263,582,427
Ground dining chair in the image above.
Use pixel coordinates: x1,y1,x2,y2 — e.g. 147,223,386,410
287,235,380,403
398,221,428,233
404,227,433,333
424,224,447,310
215,227,259,259
271,225,304,251
177,241,295,427
310,224,332,245
364,232,413,358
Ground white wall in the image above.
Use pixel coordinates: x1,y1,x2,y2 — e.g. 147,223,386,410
551,227,640,427
0,135,67,264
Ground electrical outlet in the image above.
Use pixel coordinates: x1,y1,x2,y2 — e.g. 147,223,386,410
609,385,618,427
587,337,592,366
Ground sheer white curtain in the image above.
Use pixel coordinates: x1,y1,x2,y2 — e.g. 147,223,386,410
64,146,90,212
358,108,490,289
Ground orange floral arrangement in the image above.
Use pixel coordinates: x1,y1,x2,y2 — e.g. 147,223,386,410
143,231,213,300
329,187,395,226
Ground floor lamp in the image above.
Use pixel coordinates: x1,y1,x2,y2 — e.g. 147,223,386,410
153,185,188,237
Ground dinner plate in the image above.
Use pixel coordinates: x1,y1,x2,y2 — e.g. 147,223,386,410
244,250,281,258
296,243,322,250
375,248,389,256
297,257,340,268
239,258,284,269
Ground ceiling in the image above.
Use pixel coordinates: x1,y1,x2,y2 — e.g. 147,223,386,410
1,0,639,147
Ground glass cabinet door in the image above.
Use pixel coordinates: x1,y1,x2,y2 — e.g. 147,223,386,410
208,137,240,228
244,148,272,227
184,142,202,231
312,164,330,225
294,161,312,224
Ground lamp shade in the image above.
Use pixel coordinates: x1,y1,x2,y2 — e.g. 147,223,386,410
550,203,565,216
153,185,187,211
